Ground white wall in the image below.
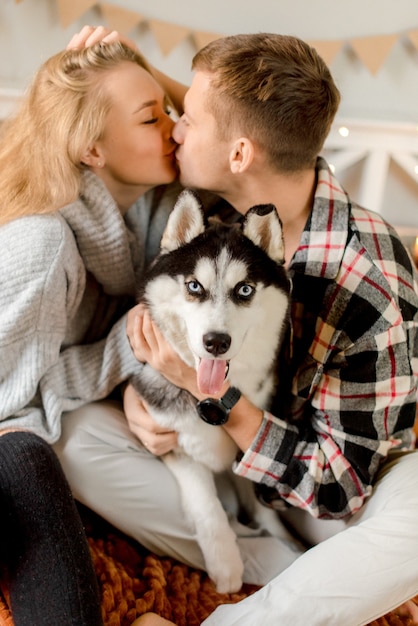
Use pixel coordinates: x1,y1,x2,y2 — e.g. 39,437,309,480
1,0,417,229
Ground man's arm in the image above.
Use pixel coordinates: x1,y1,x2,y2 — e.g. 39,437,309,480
127,303,417,519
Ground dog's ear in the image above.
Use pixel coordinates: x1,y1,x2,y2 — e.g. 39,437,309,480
242,204,285,264
160,189,206,252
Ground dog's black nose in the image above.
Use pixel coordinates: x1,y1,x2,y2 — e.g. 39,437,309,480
203,332,231,356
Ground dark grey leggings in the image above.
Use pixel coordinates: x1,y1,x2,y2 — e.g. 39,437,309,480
0,431,103,626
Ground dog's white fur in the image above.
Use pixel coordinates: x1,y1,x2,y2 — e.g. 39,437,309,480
132,190,290,593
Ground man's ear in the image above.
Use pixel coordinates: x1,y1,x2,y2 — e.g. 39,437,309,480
229,137,254,174
80,145,105,168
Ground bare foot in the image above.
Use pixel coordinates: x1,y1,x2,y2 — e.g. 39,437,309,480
131,613,178,626
395,600,418,623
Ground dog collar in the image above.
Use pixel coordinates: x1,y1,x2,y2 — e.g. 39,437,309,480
196,387,241,426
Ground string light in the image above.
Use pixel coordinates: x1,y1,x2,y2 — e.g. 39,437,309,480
413,237,418,266
338,126,350,137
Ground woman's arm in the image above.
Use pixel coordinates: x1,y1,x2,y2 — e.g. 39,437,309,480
0,217,140,442
149,66,187,115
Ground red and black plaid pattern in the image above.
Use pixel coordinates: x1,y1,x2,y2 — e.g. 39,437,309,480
236,157,418,519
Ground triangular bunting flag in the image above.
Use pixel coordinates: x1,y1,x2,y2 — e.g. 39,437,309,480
307,40,343,66
349,33,398,74
406,29,418,51
100,4,143,34
148,19,191,56
192,31,221,51
56,0,97,29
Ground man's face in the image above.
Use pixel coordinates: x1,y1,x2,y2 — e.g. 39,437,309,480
172,71,231,194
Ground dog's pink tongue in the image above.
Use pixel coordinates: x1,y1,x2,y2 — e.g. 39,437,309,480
198,359,227,395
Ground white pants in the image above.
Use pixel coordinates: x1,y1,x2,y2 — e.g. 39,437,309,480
203,449,418,626
55,400,418,625
55,400,303,587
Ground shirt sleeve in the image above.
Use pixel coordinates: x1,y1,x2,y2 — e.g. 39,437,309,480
234,246,418,519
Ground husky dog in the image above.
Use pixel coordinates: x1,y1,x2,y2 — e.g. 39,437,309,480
131,189,291,593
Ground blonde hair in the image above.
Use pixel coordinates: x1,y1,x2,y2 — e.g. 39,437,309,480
193,33,341,172
0,41,150,225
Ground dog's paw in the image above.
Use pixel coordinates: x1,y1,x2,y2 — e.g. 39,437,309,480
213,569,243,595
206,541,244,594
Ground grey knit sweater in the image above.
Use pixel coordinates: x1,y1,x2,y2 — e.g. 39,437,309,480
0,171,182,442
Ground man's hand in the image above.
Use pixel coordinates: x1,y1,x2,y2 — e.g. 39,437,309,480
66,25,187,114
123,383,177,456
66,25,139,51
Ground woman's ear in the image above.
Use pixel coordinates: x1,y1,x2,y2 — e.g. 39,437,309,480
229,137,254,174
80,145,105,168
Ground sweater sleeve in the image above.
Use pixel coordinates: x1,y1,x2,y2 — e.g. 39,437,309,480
0,216,140,443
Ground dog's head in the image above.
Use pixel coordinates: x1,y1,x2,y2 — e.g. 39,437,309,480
141,189,291,395
160,189,286,264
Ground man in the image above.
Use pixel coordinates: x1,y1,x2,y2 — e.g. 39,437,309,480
68,28,418,625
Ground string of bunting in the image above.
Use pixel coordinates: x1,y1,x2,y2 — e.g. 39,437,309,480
14,0,418,74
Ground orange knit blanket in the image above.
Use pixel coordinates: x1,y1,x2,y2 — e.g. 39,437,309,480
0,505,417,626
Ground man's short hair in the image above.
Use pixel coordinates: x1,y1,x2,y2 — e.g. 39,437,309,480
192,33,341,172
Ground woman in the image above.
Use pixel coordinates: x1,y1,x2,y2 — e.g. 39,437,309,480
0,40,180,444
0,40,182,624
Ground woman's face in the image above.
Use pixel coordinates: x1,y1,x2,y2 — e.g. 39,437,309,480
92,61,177,211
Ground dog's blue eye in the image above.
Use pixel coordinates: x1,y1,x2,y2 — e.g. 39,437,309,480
236,283,255,299
186,280,204,295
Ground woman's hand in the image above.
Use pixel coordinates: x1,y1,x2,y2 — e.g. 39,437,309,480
127,305,200,396
67,25,139,51
123,383,177,456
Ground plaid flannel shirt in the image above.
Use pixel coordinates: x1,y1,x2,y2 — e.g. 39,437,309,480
235,157,418,519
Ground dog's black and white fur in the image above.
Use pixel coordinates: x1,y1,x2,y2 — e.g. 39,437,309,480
131,189,291,593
